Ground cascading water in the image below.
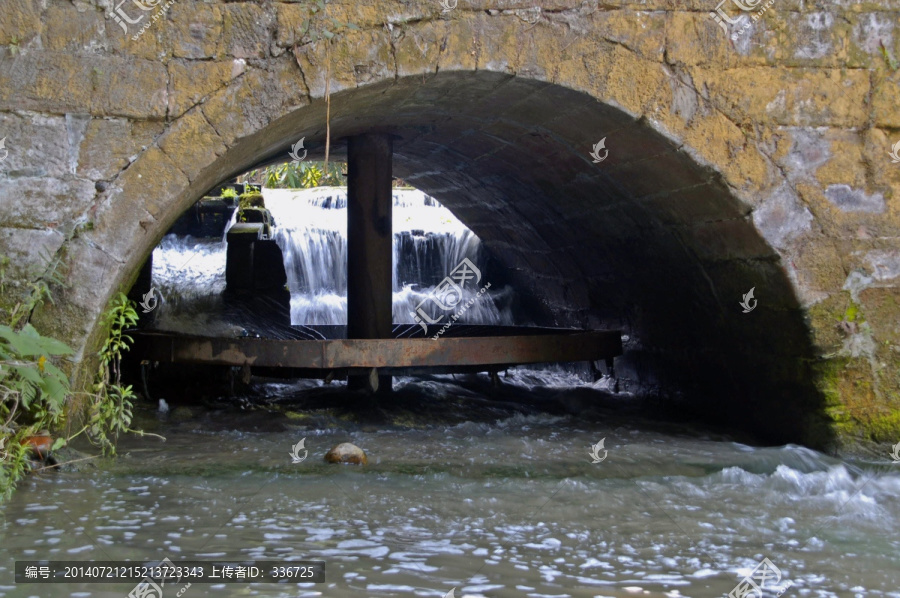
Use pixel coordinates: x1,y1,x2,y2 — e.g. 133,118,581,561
264,187,513,327
151,187,513,332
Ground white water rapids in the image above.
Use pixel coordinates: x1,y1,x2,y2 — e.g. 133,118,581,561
148,188,514,333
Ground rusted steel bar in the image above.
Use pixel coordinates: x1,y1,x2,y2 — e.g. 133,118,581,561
131,330,622,369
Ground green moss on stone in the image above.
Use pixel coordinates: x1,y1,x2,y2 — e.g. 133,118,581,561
867,410,900,441
843,302,862,322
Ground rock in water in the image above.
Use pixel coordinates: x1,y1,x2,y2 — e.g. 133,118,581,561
171,406,193,422
324,442,368,465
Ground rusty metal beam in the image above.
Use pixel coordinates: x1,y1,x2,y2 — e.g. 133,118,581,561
132,330,622,370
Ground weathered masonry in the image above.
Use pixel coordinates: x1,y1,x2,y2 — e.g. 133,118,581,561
0,0,898,448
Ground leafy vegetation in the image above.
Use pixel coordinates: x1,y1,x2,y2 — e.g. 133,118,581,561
238,161,411,190
237,190,265,222
1,257,73,499
86,293,143,456
263,161,344,189
1,256,159,500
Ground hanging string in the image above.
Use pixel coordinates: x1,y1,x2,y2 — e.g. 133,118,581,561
323,41,332,185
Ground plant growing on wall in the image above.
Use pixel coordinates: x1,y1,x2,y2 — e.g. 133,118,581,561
87,293,140,456
64,293,163,456
237,190,265,222
0,256,74,499
0,323,74,499
1,260,162,500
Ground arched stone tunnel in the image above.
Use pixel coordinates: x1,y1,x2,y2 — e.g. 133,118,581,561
1,0,898,450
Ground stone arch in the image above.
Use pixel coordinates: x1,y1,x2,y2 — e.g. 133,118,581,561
4,1,897,447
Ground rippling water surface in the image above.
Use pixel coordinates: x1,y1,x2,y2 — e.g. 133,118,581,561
2,371,899,598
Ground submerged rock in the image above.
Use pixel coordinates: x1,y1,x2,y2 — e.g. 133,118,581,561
171,406,193,422
324,442,368,465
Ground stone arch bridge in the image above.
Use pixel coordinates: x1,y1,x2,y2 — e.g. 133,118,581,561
1,0,899,449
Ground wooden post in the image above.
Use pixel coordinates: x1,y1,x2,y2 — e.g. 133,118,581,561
346,134,393,392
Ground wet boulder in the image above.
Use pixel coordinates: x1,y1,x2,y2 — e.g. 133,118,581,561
324,442,368,465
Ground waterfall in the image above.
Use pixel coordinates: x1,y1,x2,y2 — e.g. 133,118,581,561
264,187,513,327
151,187,514,332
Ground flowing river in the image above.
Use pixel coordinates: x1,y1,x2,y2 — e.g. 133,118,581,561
1,369,899,598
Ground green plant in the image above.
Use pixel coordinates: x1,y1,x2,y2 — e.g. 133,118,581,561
0,257,74,500
237,191,265,222
0,323,74,499
46,294,164,456
87,293,140,456
259,161,345,189
1,269,165,500
221,188,238,201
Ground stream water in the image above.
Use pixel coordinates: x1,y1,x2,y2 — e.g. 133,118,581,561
1,371,899,598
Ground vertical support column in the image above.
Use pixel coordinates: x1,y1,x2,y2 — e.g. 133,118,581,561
347,134,393,392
